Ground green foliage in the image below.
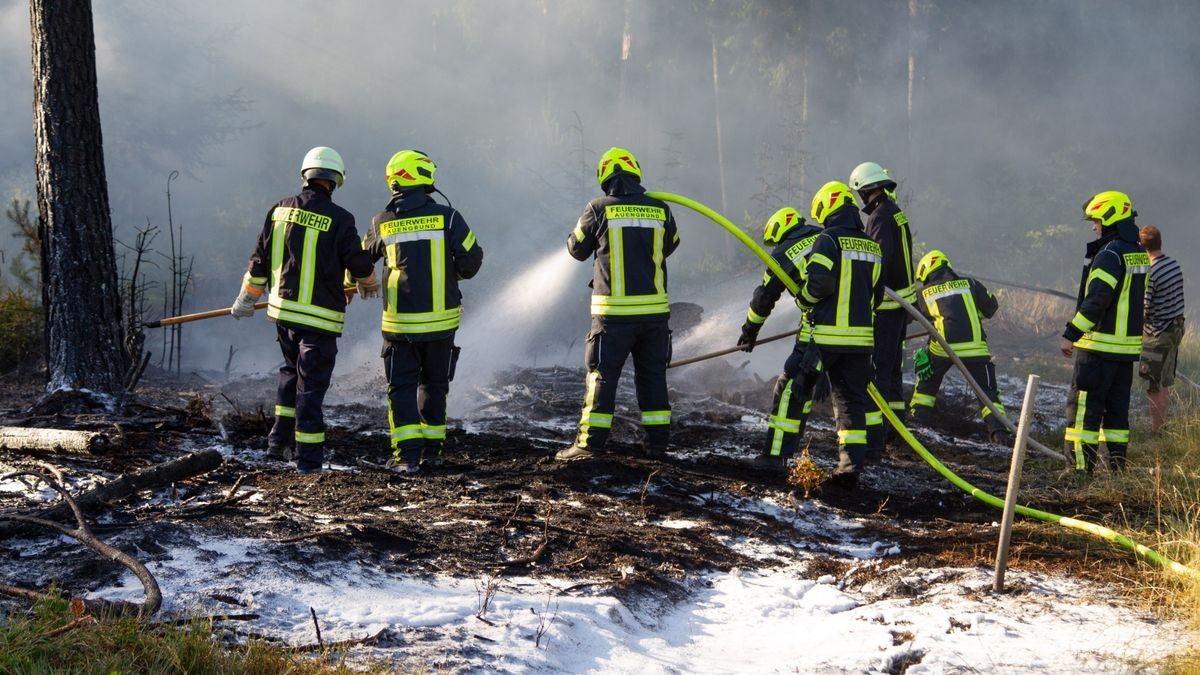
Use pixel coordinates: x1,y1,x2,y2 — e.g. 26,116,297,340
0,288,43,373
0,595,398,674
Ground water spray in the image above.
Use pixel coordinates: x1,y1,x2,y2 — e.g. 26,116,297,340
648,190,1198,579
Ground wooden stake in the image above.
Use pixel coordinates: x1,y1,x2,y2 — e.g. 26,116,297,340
994,374,1040,593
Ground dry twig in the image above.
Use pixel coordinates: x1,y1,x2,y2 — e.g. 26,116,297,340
0,469,162,617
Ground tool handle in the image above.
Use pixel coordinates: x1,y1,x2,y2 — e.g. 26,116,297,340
144,288,359,328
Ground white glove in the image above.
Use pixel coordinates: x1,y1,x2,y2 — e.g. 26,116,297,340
230,289,258,319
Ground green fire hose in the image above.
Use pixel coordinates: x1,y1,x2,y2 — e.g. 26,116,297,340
648,190,1198,579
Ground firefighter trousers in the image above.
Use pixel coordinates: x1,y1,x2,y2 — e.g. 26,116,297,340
768,346,873,475
269,325,338,471
909,355,1006,435
574,318,672,451
867,309,909,452
1065,350,1133,473
383,335,458,465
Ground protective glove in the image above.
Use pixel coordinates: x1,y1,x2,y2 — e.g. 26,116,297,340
738,321,760,352
230,288,258,319
913,347,933,382
356,270,382,299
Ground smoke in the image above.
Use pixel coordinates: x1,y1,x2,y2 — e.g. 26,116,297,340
0,0,1197,395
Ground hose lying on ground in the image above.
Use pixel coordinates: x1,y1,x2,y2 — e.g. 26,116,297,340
650,189,1198,579
867,381,1197,579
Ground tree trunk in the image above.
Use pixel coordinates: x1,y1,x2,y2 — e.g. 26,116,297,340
30,0,127,394
710,32,728,216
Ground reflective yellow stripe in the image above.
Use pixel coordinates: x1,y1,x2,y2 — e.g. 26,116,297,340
1087,267,1118,290
421,423,447,440
865,410,883,426
573,222,585,241
431,238,445,313
1067,390,1090,470
930,340,990,359
1115,269,1131,338
838,429,867,445
590,293,670,316
295,430,325,444
652,227,665,294
1071,311,1096,333
836,255,853,329
299,227,319,304
267,300,346,334
462,230,477,252
809,253,834,270
270,219,287,292
268,297,346,322
275,405,296,418
610,227,625,297
911,392,936,408
578,371,602,448
811,325,874,347
244,272,268,288
390,424,423,446
382,308,462,334
1075,332,1141,355
1098,428,1129,443
769,379,796,456
747,308,768,325
641,410,671,426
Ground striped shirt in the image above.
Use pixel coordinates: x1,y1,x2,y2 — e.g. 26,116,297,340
1144,254,1185,335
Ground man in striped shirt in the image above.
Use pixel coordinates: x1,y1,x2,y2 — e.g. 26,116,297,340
1138,225,1186,434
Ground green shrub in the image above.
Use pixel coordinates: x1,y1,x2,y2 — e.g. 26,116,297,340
0,288,43,373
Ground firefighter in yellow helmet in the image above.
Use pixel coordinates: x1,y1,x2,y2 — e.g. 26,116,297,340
361,150,484,474
557,147,680,461
1060,190,1149,473
737,207,823,466
908,250,1009,444
795,181,885,488
230,146,378,473
848,161,915,462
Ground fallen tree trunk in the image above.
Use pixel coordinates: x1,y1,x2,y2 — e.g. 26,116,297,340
0,426,114,455
0,448,222,535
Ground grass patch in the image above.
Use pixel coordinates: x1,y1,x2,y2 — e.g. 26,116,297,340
0,594,400,674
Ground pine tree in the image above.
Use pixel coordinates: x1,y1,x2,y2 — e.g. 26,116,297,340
30,0,127,393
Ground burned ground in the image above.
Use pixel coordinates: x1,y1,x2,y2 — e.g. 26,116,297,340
0,357,1147,628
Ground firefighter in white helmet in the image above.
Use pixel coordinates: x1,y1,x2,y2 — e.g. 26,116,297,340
231,146,379,473
848,161,914,462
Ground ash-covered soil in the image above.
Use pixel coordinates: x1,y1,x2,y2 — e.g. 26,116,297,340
0,356,1140,622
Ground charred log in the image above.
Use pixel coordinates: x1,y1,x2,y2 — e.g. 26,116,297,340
0,426,113,455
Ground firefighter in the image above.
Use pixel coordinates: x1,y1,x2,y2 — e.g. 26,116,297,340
798,181,884,487
737,207,823,465
1061,190,1149,473
849,162,914,461
908,250,1011,444
557,147,680,461
361,150,483,474
230,146,379,473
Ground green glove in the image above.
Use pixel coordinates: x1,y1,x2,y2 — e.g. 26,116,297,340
913,347,933,382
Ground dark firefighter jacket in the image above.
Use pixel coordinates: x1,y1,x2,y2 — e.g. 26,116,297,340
568,175,680,322
245,186,374,336
745,222,823,335
916,265,999,361
862,193,915,311
799,207,884,353
362,190,483,342
1062,218,1148,361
